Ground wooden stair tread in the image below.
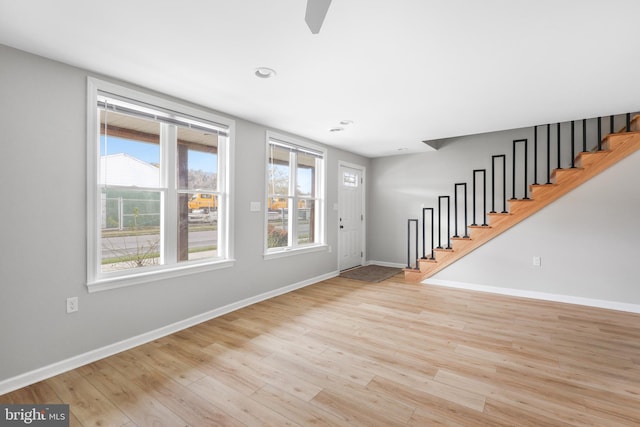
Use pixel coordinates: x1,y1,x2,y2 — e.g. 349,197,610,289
575,150,609,168
577,150,608,157
530,183,557,195
551,167,584,176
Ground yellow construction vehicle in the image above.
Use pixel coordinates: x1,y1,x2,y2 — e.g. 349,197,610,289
188,193,216,212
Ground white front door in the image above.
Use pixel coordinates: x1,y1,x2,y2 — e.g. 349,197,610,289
339,164,364,271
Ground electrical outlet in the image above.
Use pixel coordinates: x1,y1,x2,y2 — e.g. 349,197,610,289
66,297,78,314
533,256,542,267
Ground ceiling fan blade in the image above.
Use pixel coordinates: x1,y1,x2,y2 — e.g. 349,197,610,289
305,0,332,34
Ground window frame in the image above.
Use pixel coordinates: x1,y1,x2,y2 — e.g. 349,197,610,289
87,77,235,292
264,131,327,259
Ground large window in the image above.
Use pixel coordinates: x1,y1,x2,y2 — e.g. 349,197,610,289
87,78,234,291
265,132,326,257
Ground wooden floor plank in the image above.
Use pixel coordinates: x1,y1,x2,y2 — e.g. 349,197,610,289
46,369,132,427
250,384,346,426
81,363,189,426
3,275,640,426
189,375,300,426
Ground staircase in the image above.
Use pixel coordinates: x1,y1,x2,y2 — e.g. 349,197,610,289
404,114,640,283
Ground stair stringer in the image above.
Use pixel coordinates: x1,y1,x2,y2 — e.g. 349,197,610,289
404,129,640,283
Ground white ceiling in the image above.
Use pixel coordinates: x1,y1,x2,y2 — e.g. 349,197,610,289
1,0,639,158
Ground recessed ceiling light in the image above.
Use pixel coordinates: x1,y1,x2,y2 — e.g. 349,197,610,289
339,120,354,126
397,147,408,151
329,127,344,132
255,67,276,79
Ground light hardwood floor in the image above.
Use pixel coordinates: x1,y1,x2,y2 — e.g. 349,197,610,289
2,275,640,426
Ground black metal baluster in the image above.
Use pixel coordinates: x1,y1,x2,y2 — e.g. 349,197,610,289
582,119,587,152
438,196,451,249
533,126,539,185
473,170,488,226
471,173,477,226
454,183,468,238
407,219,419,269
490,159,496,214
627,113,631,132
463,184,469,236
491,155,507,213
421,207,434,260
597,117,602,151
512,139,529,199
512,142,516,199
453,185,460,237
546,124,551,184
570,120,576,168
556,123,561,169
610,115,614,134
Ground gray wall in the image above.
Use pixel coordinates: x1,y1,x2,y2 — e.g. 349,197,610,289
0,45,368,383
368,123,640,304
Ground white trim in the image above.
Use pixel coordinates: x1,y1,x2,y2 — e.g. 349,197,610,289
87,259,235,293
366,260,406,269
425,278,640,314
263,244,329,260
86,77,100,285
0,270,339,395
222,123,235,262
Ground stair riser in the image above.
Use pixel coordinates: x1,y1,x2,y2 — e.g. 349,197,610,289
507,201,534,214
529,185,557,199
486,214,511,226
550,168,583,183
575,152,607,169
606,133,640,151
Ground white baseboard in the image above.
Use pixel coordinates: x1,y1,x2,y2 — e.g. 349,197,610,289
425,278,640,314
0,270,339,396
366,260,406,269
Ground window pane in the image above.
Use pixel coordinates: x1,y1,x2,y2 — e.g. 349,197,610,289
178,192,218,262
297,199,316,245
100,110,160,188
267,197,289,211
267,207,289,249
297,152,316,197
343,171,358,187
268,145,290,197
177,127,218,190
101,189,161,272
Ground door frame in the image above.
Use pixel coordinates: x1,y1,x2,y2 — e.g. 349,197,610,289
338,161,366,270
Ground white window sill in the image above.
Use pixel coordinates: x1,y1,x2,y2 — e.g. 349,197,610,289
87,259,235,293
263,244,328,260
